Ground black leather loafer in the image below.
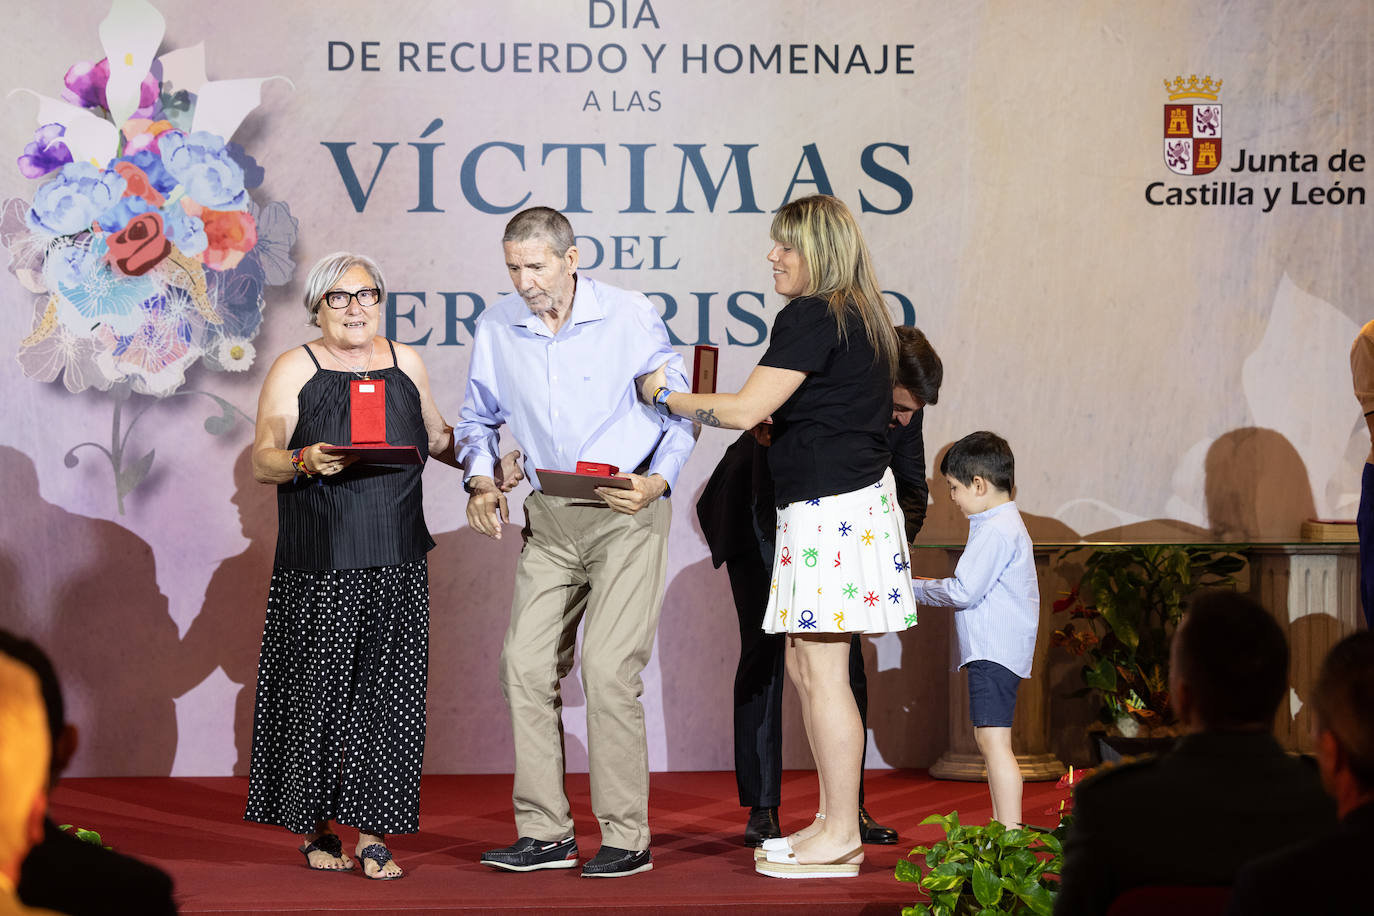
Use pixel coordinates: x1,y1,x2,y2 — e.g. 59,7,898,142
744,806,781,846
581,845,653,877
858,806,898,845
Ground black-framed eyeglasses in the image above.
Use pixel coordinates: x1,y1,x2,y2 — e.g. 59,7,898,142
323,288,381,309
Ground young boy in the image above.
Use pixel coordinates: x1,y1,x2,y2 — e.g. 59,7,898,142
911,431,1039,828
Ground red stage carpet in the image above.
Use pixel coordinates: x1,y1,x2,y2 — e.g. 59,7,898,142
48,770,1069,915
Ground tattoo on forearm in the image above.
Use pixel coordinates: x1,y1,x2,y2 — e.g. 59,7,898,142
695,408,721,427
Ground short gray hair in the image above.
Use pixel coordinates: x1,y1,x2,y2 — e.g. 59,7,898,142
302,252,386,326
502,207,575,256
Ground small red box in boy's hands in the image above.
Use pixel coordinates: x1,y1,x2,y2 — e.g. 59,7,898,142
575,461,619,477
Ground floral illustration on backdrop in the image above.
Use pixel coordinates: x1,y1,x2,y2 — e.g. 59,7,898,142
4,0,297,512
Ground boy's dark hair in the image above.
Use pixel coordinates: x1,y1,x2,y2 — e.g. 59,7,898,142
1172,589,1288,730
894,325,942,406
940,431,1014,492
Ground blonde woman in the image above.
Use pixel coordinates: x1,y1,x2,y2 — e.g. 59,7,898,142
640,194,917,877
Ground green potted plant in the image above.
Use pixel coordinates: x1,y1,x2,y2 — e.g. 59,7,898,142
895,813,1066,915
1050,544,1246,757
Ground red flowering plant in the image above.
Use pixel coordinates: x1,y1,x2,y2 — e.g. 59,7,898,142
1038,765,1091,826
1050,545,1246,737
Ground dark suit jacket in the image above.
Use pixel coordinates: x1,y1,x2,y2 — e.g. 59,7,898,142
1224,800,1374,915
697,414,928,568
19,819,177,916
698,431,776,568
1053,732,1338,916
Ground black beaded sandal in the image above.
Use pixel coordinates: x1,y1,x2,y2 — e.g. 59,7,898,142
298,832,353,872
358,842,405,880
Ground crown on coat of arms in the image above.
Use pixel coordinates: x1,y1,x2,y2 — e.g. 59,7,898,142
1164,75,1223,101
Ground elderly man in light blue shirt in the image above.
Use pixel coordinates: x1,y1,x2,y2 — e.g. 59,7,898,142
456,206,694,879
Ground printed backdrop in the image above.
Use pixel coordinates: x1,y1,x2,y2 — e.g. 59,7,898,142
0,0,1369,776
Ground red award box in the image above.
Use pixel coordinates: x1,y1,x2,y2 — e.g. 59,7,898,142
320,378,423,465
693,345,718,393
536,460,633,499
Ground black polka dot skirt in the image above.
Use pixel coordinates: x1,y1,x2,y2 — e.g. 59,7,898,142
244,558,429,836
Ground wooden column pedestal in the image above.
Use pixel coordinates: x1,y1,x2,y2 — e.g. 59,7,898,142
1248,542,1363,753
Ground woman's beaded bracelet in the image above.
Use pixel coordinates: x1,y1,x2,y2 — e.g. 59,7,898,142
291,447,315,478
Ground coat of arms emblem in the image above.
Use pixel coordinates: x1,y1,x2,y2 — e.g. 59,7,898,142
1163,75,1222,176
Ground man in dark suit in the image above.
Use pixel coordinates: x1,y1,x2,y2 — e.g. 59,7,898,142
1225,631,1374,915
1053,591,1338,915
698,325,942,846
0,631,178,916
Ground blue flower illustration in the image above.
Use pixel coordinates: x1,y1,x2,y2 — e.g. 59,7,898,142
160,202,206,255
96,194,155,233
160,131,248,210
27,161,127,236
120,149,178,196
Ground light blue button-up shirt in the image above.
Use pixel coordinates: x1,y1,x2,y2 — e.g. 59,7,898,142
910,501,1039,678
456,275,696,494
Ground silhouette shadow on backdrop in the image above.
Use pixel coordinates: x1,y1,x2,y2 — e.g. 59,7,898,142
0,445,184,775
1205,427,1317,539
657,485,743,773
177,445,275,774
425,496,590,774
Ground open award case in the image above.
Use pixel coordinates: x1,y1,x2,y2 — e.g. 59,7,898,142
320,378,424,465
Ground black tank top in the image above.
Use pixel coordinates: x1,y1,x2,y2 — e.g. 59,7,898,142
274,339,435,571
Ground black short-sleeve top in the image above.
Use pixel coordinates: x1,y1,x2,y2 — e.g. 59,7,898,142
274,340,435,571
758,295,892,506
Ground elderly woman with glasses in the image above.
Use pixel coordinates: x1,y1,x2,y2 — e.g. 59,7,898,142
242,253,478,880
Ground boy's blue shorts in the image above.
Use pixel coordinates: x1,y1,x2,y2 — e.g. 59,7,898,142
965,659,1021,728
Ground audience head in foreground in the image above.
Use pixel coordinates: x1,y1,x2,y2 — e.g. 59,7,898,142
0,632,73,782
1224,629,1374,915
0,653,48,888
0,629,178,916
1310,630,1374,813
1168,588,1289,733
1052,589,1338,916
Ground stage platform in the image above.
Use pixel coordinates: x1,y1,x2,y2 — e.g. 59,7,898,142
48,770,1069,915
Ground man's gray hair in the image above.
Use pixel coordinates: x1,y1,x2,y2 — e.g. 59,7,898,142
503,207,575,256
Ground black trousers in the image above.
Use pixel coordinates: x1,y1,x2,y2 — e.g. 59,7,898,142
727,547,869,809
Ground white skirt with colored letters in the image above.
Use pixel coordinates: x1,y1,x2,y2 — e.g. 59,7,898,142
762,469,918,635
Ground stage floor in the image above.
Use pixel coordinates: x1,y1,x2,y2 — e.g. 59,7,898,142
48,770,1069,914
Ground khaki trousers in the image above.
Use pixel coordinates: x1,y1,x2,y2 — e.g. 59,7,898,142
499,491,671,851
